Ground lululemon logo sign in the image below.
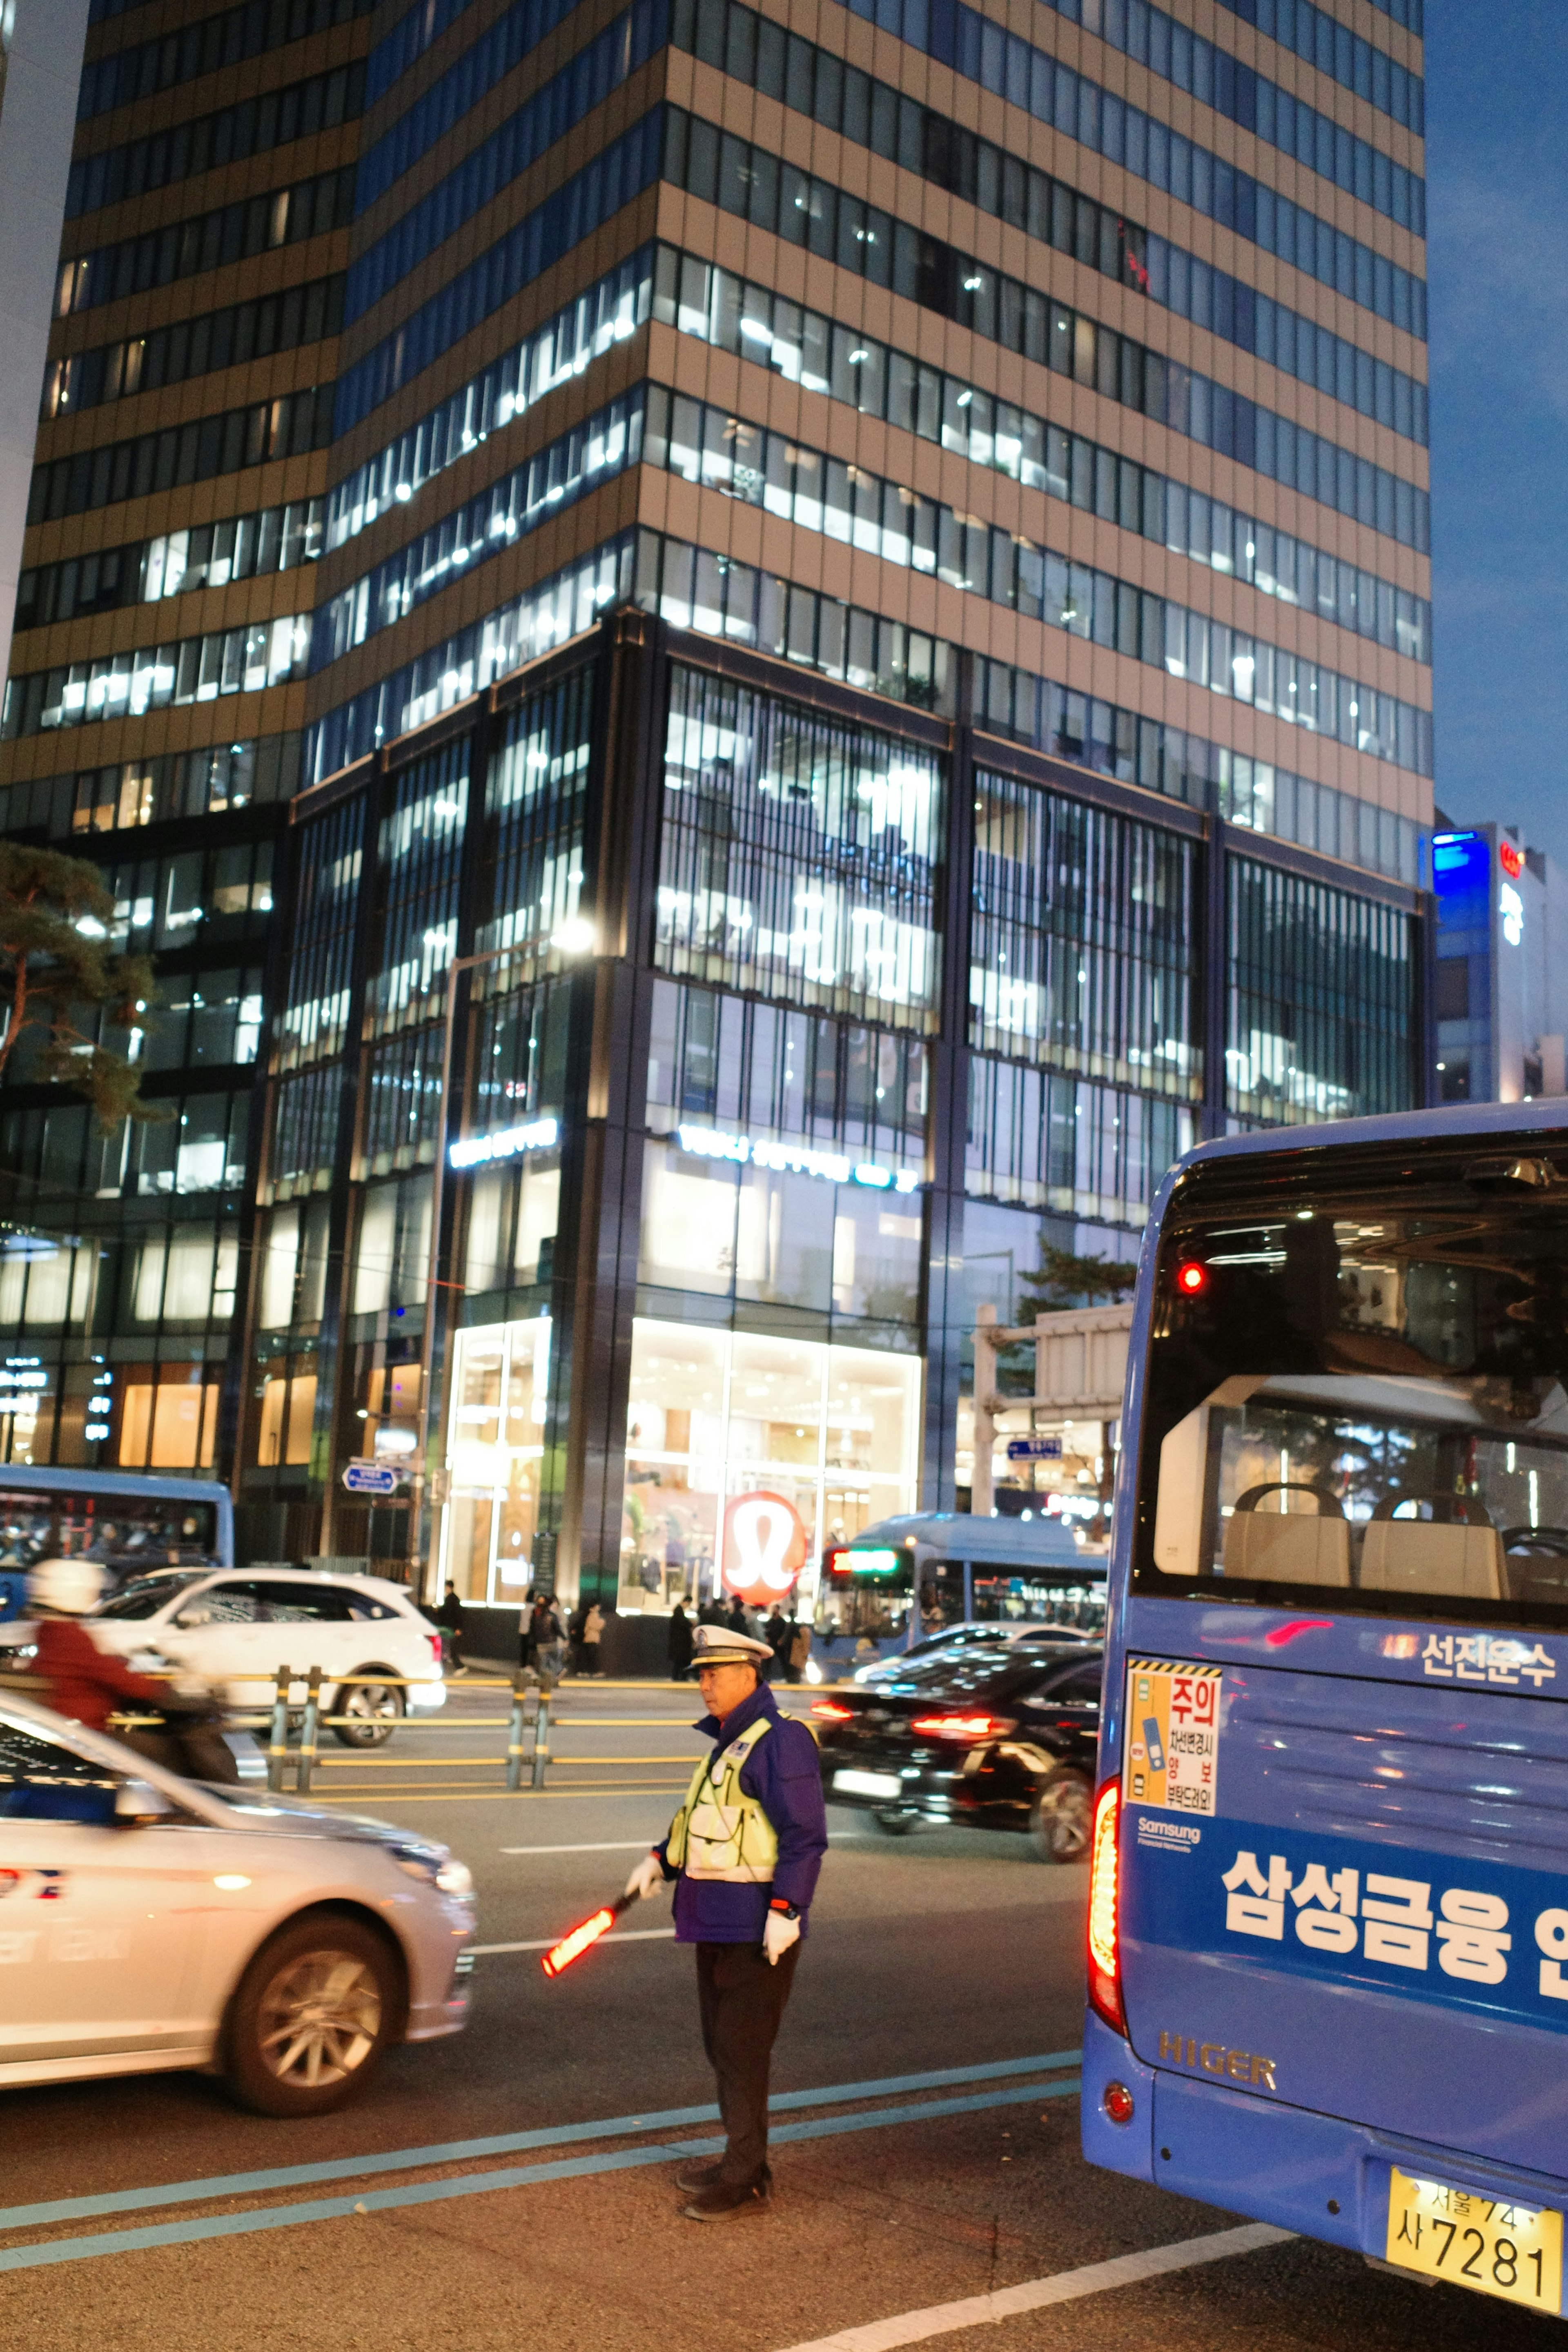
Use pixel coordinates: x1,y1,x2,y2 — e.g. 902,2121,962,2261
721,1490,808,1606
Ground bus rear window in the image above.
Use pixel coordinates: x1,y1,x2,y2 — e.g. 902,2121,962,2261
1135,1141,1568,1628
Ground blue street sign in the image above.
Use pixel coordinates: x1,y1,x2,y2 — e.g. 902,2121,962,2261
1006,1436,1064,1462
342,1459,401,1496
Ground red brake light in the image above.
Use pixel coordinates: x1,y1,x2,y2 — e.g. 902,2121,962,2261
812,1700,853,1720
910,1713,999,1738
1087,1777,1125,2034
428,1634,444,1669
1176,1261,1207,1296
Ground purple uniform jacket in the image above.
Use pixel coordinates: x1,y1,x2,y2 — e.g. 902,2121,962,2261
655,1681,828,1943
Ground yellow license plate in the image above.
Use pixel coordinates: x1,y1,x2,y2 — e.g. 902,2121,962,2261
1386,2165,1563,2312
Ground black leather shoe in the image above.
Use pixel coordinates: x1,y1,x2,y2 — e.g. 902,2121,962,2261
677,2158,772,2194
679,2177,771,2221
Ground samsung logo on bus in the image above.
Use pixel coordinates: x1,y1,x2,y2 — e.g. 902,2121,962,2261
1138,1816,1203,1848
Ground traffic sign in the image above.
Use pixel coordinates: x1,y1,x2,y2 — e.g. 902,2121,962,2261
1006,1435,1063,1462
342,1458,401,1496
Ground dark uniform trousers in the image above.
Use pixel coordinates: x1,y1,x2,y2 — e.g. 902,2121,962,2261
696,1939,802,2185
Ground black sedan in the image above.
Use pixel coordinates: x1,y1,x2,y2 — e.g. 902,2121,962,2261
812,1644,1103,1862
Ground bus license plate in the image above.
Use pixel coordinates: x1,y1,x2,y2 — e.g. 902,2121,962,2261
833,1770,902,1800
1385,2166,1563,2312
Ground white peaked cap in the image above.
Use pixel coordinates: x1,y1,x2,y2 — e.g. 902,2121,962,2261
690,1622,775,1667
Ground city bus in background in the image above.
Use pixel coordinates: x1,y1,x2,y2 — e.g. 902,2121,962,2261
818,1510,1105,1670
0,1468,232,1616
1083,1101,1568,2321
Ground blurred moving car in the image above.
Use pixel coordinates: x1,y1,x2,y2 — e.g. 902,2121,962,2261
851,1619,1098,1687
4,1568,445,1748
851,1624,1011,1684
813,1642,1103,1860
0,1690,474,2112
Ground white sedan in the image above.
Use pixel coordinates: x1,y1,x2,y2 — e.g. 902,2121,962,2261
73,1566,445,1746
0,1690,474,2114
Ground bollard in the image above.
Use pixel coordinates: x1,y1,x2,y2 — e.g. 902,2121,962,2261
297,1665,322,1793
531,1681,551,1791
506,1671,528,1792
267,1665,292,1793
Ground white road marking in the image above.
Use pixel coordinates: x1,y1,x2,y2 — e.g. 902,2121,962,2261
473,1929,677,1953
499,1840,658,1855
771,2222,1294,2351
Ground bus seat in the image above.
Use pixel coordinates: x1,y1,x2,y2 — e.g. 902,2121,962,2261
1222,1484,1350,1587
1361,1502,1503,1602
1503,1542,1568,1609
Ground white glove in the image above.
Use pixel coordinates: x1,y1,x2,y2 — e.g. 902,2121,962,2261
763,1908,801,1966
625,1851,666,1901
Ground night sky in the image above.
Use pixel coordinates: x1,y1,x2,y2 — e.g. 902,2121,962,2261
1425,1,1568,861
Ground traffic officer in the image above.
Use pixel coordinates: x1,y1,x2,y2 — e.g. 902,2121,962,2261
625,1619,827,2219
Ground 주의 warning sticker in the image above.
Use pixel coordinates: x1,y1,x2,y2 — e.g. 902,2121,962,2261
1124,1659,1221,1817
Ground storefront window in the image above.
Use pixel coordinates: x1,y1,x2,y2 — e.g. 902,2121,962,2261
622,1319,920,1616
122,1368,222,1468
256,1370,316,1467
639,1143,737,1294
640,1140,924,1327
439,1318,549,1601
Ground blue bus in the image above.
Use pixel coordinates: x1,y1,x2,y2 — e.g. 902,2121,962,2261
1083,1101,1568,2319
0,1468,232,1618
819,1511,1105,1664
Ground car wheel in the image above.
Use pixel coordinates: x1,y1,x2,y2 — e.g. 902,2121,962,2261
332,1675,405,1747
225,1915,399,2116
871,1806,915,1835
1032,1769,1092,1863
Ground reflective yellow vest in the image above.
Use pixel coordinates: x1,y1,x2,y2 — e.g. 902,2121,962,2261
666,1717,778,1883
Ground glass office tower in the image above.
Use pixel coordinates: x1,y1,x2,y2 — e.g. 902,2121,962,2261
0,0,368,1498
0,0,1434,1637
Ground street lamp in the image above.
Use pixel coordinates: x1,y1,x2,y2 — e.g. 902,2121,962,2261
404,924,595,1599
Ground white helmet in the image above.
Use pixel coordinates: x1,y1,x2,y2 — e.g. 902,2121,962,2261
28,1558,105,1617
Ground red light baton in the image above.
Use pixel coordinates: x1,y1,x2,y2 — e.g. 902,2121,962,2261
541,1889,637,1978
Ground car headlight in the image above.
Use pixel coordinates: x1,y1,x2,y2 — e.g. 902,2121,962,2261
393,1845,474,1899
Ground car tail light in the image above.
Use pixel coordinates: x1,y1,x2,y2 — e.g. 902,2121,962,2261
428,1634,444,1671
811,1700,854,1721
1087,1776,1125,2034
909,1713,1010,1740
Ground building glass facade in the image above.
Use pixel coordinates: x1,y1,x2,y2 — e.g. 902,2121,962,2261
0,0,1434,1640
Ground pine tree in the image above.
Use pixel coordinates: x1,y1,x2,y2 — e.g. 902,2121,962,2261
1016,1241,1139,1316
0,843,162,1128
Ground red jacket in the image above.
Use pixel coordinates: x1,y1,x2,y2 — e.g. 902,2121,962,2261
34,1617,165,1733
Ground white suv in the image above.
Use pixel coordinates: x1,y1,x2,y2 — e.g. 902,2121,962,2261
85,1568,446,1745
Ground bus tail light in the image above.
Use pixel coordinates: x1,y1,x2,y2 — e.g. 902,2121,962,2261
1087,1776,1125,2035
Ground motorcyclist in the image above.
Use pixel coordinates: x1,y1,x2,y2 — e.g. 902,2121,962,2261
29,1558,166,1732
29,1558,239,1782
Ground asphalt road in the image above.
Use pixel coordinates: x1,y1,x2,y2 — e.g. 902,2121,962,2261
0,1678,1546,2350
